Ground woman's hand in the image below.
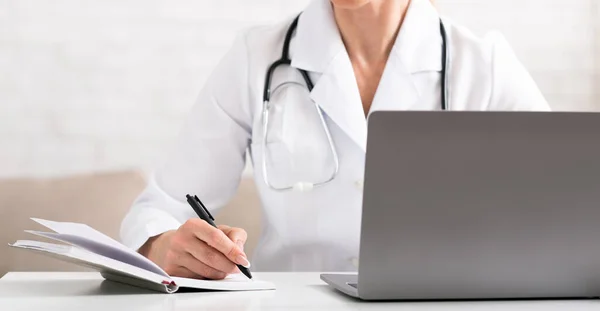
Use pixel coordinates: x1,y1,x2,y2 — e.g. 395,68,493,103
139,219,249,280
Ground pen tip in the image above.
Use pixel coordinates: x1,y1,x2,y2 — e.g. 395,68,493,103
239,267,252,280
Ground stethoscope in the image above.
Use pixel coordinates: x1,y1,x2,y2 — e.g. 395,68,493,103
262,14,449,192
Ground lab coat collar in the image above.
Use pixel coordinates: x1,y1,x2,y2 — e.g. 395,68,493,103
291,0,343,73
369,0,444,113
291,0,443,152
293,0,366,151
292,0,442,74
392,0,443,73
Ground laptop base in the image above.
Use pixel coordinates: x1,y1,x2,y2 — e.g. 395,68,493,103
320,274,358,298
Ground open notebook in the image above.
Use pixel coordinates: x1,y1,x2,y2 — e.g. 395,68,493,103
9,218,275,293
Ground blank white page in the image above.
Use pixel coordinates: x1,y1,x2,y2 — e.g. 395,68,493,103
30,218,167,277
9,240,169,287
31,218,125,249
171,274,276,291
25,230,168,277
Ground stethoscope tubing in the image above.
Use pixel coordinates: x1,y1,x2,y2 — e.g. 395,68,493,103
261,14,449,192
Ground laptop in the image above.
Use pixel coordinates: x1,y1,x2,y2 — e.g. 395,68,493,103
321,111,600,300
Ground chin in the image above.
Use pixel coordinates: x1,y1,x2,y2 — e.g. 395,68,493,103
330,0,372,10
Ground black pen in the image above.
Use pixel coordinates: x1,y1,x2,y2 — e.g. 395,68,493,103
186,194,253,280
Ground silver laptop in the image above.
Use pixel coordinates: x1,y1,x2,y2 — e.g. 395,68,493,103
321,111,600,300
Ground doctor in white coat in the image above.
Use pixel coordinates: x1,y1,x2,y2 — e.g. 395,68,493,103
121,0,550,279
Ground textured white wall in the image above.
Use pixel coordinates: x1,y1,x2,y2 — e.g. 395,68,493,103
1,0,599,178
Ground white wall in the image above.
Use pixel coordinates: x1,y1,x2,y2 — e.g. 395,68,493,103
439,0,600,112
1,0,599,178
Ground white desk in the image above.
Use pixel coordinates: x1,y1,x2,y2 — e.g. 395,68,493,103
0,272,599,311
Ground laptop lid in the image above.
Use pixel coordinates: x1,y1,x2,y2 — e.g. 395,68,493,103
358,111,600,300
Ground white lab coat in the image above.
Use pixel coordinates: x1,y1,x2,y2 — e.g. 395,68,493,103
120,0,550,272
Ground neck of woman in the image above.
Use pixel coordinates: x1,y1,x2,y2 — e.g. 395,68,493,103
333,0,411,66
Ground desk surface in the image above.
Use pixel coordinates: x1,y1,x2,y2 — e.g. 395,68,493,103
1,272,599,311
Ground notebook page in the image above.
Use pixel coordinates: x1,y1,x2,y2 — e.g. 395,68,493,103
31,218,125,250
30,218,167,277
9,240,172,289
171,274,276,291
26,230,167,277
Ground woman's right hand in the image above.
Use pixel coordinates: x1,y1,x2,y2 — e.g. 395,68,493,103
139,218,250,280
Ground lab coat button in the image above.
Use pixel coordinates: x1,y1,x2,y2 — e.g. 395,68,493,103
354,179,364,190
